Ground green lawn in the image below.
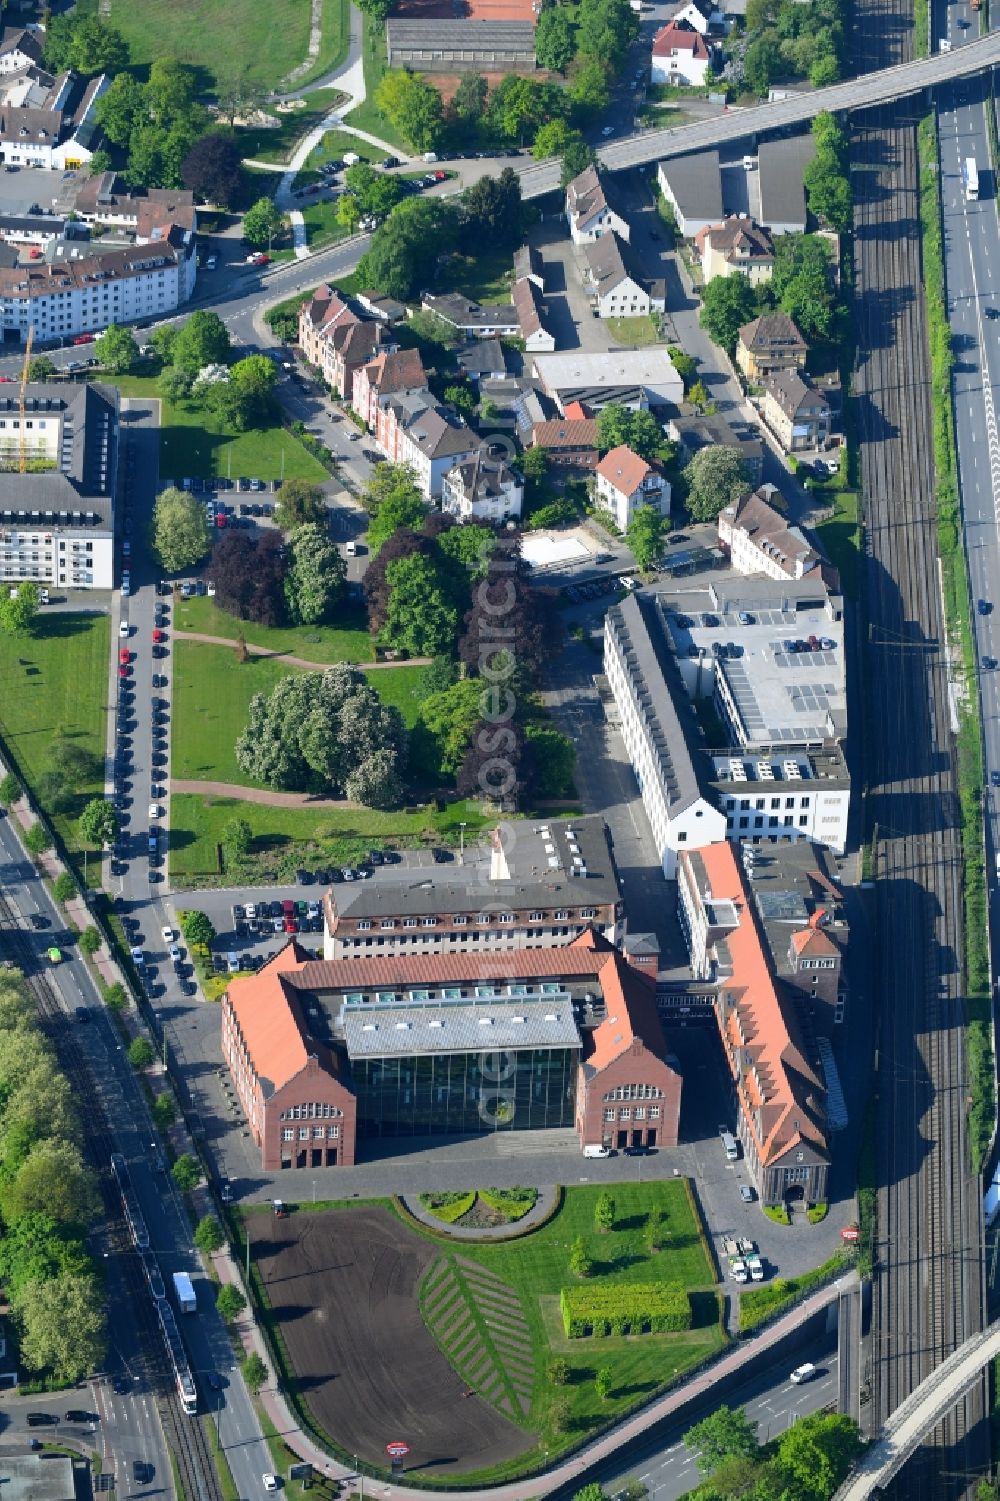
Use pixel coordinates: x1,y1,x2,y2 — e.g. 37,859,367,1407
300,197,352,249
107,0,314,92
293,0,351,90
115,377,328,487
343,14,408,150
169,792,493,882
410,1183,721,1480
171,642,429,784
0,613,110,879
606,314,660,347
445,246,516,306
236,90,346,166
174,595,374,663
814,487,861,600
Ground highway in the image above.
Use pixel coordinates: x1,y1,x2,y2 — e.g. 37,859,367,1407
851,0,987,1487
514,28,1000,196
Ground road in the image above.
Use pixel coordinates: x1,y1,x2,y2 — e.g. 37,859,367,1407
597,1336,839,1501
515,29,1000,196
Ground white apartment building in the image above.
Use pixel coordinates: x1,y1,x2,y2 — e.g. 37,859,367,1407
717,489,820,581
0,235,196,345
441,452,524,523
595,444,669,531
604,594,726,877
0,382,117,591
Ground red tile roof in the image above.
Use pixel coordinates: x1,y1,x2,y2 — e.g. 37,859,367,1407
692,843,827,1168
653,21,710,57
225,941,314,1094
596,443,653,497
532,418,599,450
361,346,426,395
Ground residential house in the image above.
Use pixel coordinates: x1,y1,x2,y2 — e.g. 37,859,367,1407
513,243,544,289
595,444,670,531
761,370,832,453
736,312,807,382
717,489,820,580
584,231,665,320
421,292,518,339
565,164,630,246
71,174,197,239
299,285,393,398
531,417,600,470
657,153,723,239
651,22,713,87
0,70,109,170
352,347,427,430
673,0,725,32
0,27,44,74
394,399,482,499
512,276,556,352
457,338,507,384
666,411,764,486
696,216,774,285
676,842,830,1206
441,451,524,522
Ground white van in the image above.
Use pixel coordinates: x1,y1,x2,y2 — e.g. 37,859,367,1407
583,1144,611,1158
722,1130,739,1161
790,1363,817,1384
345,540,357,557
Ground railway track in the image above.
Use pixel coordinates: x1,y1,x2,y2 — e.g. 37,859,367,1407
0,890,222,1501
850,0,988,1477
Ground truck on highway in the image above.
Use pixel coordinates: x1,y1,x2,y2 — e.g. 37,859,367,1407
964,157,980,201
172,1271,197,1314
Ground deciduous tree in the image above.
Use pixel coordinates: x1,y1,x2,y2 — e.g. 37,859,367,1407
275,477,325,531
594,1191,615,1231
0,581,38,636
684,1405,759,1474
535,6,577,72
152,487,211,572
95,323,139,375
128,1038,155,1070
212,531,287,625
242,1352,268,1393
222,817,253,861
685,446,750,521
243,196,285,249
171,311,232,374
179,910,216,953
284,523,347,625
195,1216,224,1254
375,70,444,151
181,133,245,208
79,798,118,848
381,554,460,658
698,274,759,353
172,1153,202,1192
418,679,484,775
216,1283,246,1321
626,505,668,571
17,1272,106,1382
6,1139,98,1225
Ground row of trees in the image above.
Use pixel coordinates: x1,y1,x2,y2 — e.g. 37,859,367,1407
735,0,844,94
0,972,105,1383
679,1404,863,1501
803,113,852,235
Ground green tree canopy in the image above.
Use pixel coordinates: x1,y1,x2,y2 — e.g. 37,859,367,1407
181,132,245,208
375,70,445,151
171,310,232,374
195,1215,225,1253
418,679,484,775
275,477,326,531
626,505,668,571
684,1406,759,1474
18,1272,106,1382
95,323,139,374
284,523,347,625
151,487,211,572
216,1283,246,1321
535,6,577,71
0,582,39,636
357,198,460,302
685,446,751,521
128,1037,155,1070
79,798,118,848
172,1153,202,1192
243,196,285,248
698,274,759,353
5,1139,98,1225
771,1412,862,1500
179,909,216,953
381,553,460,658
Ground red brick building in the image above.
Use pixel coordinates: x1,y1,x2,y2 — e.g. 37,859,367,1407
221,932,681,1171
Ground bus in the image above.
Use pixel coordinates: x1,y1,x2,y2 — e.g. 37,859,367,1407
964,157,980,201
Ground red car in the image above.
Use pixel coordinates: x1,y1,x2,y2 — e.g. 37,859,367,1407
281,899,295,917
118,664,130,679
152,628,164,644
283,917,299,933
72,333,95,345
215,512,227,528
433,170,446,181
118,646,130,665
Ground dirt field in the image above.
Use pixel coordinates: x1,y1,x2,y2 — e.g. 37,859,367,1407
393,0,537,21
255,1205,534,1475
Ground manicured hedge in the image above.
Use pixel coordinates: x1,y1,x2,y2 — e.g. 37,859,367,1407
560,1282,692,1337
419,1191,477,1224
480,1187,538,1221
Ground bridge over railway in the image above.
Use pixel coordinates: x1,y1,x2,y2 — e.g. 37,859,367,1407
833,1320,1000,1500
517,31,1000,196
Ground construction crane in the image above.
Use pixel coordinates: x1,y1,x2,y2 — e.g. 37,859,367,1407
18,323,33,474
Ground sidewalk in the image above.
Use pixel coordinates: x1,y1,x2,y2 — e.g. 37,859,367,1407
174,629,431,672
398,1189,559,1240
